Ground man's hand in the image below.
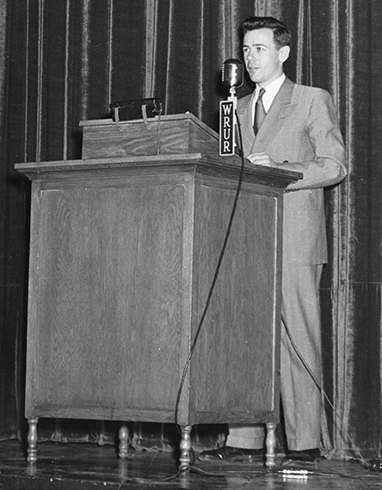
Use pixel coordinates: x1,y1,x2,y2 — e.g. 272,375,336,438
247,152,278,167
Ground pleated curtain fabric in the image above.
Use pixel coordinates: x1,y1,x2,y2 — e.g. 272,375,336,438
2,0,382,459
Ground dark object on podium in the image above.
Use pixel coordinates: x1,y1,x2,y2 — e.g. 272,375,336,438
15,113,301,470
109,97,163,122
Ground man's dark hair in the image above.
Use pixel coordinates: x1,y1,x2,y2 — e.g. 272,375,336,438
242,16,292,49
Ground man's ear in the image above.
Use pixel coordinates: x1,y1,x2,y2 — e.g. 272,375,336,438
279,45,290,63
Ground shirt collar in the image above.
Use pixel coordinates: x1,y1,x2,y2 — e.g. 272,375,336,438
255,73,286,112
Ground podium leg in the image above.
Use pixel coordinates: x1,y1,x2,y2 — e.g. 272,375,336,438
265,422,277,468
27,417,39,464
179,425,192,472
118,423,129,459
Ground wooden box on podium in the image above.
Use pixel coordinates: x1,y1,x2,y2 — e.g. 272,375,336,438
16,113,301,469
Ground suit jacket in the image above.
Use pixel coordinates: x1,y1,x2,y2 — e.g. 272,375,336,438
237,77,347,266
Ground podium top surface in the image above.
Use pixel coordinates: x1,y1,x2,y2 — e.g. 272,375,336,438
15,152,302,191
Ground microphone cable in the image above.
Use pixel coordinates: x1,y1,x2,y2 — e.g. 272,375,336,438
174,111,245,428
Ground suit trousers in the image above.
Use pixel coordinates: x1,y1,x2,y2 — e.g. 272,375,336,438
226,263,323,451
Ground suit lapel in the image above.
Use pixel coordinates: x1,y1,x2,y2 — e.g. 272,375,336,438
236,91,256,156
252,78,296,153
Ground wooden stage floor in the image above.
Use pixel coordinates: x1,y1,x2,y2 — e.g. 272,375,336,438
0,440,381,489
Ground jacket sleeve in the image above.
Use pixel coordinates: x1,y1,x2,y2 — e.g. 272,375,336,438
280,89,347,190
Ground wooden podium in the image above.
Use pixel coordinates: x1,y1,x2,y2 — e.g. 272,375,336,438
16,114,301,469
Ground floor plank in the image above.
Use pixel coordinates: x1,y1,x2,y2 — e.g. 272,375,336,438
0,440,381,489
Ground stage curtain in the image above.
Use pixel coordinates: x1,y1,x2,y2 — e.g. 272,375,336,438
1,0,381,459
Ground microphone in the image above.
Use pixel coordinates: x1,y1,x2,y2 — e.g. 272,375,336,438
222,58,244,89
219,59,243,156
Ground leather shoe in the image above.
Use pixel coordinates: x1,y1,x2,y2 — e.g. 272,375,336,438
283,448,321,464
198,446,263,462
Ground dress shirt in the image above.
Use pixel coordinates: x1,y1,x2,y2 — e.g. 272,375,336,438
252,73,286,121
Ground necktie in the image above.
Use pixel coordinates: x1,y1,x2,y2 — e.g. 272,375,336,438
254,88,266,134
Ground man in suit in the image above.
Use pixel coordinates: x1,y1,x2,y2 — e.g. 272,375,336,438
199,16,346,463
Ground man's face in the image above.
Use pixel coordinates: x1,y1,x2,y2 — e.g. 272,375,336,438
243,28,289,87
